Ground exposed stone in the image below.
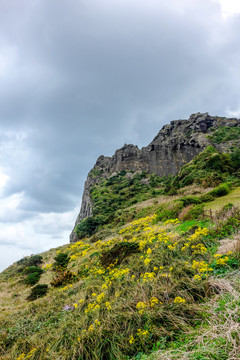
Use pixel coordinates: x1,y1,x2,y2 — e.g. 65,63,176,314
70,112,240,242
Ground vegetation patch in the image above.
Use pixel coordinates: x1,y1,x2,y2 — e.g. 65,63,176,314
100,242,140,268
208,125,240,143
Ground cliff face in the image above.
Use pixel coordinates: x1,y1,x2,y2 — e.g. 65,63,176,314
70,112,239,242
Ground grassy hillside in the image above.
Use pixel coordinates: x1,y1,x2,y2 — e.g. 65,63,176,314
1,146,240,360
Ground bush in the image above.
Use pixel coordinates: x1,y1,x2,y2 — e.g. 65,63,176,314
53,253,70,270
100,242,139,268
75,216,105,238
209,184,230,198
27,284,48,301
155,201,183,222
24,266,44,275
17,255,43,267
51,270,76,287
182,204,204,221
25,272,41,286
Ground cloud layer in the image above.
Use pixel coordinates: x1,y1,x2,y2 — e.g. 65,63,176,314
1,0,240,270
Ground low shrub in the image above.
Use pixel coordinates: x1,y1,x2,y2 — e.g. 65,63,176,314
209,184,230,198
51,270,76,287
25,272,41,286
181,204,204,221
53,253,70,270
100,242,139,268
27,284,48,301
155,201,183,222
24,266,44,275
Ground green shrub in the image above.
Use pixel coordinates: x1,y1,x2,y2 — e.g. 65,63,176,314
100,242,139,268
182,204,204,221
25,272,41,286
75,216,105,238
17,255,43,267
208,126,240,143
24,266,44,275
209,184,230,198
53,253,70,270
27,284,48,301
155,201,183,222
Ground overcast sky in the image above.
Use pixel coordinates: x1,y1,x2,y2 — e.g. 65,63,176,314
1,0,240,271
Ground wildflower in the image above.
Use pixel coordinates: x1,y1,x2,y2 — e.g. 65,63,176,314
150,297,159,307
146,248,152,255
144,258,152,266
136,301,147,314
129,335,135,344
193,275,202,281
173,296,186,304
105,302,111,310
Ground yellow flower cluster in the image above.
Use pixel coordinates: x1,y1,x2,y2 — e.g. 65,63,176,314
119,215,157,234
164,219,180,225
192,260,213,273
16,348,37,360
136,297,160,313
168,242,178,251
191,243,207,255
129,335,135,344
182,227,209,252
216,256,229,265
42,263,52,270
173,296,186,304
137,328,149,338
141,272,156,282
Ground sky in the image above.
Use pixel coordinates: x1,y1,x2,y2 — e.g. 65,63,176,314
1,0,240,271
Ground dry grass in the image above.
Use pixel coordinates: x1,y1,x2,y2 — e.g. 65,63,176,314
151,274,240,360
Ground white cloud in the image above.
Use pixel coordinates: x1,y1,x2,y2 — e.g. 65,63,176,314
215,0,240,17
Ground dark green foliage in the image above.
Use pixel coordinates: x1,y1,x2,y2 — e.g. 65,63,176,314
27,284,48,301
171,146,232,189
100,242,140,268
230,148,240,170
24,266,44,275
209,184,230,198
180,196,202,206
25,272,41,286
17,255,43,267
75,172,166,238
208,126,240,143
155,201,183,222
53,253,70,270
51,270,76,287
76,216,105,239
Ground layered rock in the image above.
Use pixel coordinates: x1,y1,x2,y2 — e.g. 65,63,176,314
70,112,239,242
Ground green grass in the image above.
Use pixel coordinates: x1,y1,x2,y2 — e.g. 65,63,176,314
208,126,240,144
204,187,240,211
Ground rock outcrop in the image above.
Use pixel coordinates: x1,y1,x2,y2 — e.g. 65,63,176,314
70,112,240,242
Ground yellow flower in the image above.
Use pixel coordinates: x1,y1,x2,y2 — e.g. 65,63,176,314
105,302,111,310
144,258,152,266
146,248,152,255
173,296,186,304
129,335,135,344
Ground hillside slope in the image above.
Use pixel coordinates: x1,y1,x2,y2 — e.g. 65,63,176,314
1,147,240,359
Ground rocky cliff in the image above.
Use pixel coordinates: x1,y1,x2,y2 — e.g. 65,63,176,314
70,112,240,242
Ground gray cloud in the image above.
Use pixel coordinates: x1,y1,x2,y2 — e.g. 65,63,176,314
1,0,240,269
